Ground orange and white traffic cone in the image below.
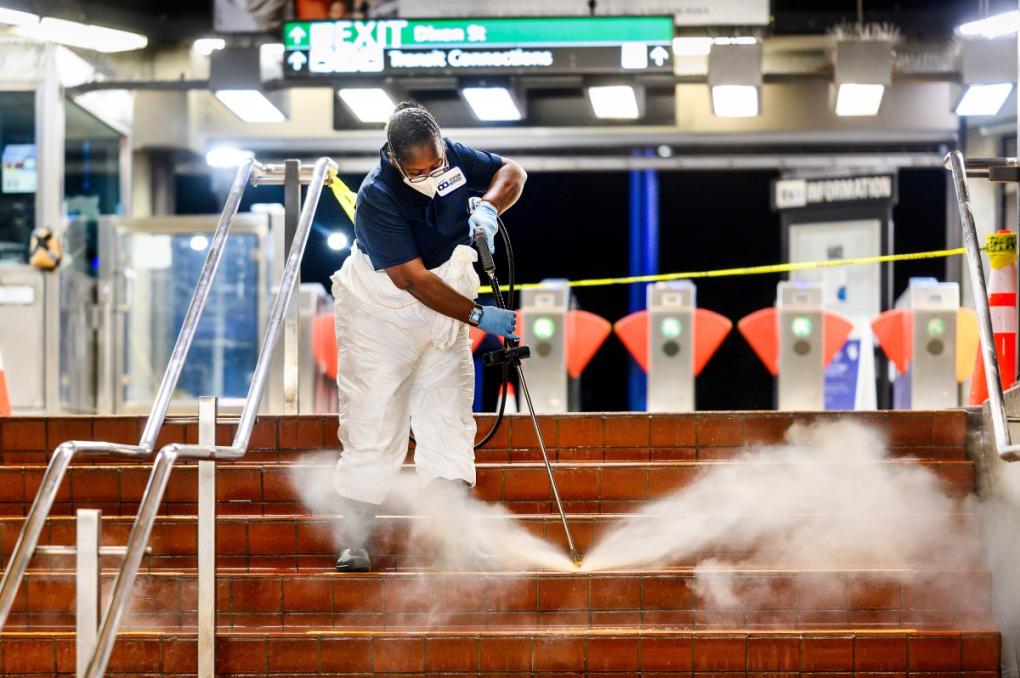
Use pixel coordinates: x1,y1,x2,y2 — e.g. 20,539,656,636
0,348,10,416
497,382,518,414
970,230,1018,405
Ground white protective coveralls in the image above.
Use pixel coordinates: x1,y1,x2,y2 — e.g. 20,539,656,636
330,242,481,505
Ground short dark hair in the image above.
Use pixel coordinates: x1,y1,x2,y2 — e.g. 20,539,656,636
385,102,441,162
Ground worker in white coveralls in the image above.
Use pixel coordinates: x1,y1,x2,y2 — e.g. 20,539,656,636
330,102,526,571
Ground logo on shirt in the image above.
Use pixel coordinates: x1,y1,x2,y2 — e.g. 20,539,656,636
435,166,466,196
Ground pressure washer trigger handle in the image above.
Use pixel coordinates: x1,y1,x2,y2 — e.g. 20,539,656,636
474,228,497,276
469,196,497,275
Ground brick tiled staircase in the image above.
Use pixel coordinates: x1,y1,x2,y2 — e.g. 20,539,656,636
0,411,1001,676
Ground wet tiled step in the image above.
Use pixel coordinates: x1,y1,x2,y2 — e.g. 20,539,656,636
2,513,984,573
0,628,1000,676
0,410,968,465
2,567,993,632
0,458,978,518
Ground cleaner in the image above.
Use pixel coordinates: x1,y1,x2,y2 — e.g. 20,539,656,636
330,102,525,572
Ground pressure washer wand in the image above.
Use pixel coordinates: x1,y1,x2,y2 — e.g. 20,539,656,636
473,227,582,567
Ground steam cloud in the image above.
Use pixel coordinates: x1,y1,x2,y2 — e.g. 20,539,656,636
288,453,575,572
583,420,978,572
290,421,988,627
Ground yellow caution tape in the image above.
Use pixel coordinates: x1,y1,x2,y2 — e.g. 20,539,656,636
318,177,974,291
327,168,357,223
986,231,1017,269
481,247,973,294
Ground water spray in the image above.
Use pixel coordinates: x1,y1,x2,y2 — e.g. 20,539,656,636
470,198,582,567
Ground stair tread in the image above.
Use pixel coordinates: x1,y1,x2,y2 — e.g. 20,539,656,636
18,565,991,575
0,626,1000,636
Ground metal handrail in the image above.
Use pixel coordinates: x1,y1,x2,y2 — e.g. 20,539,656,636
83,156,336,678
250,160,335,187
0,158,256,631
943,154,1019,179
946,150,1020,461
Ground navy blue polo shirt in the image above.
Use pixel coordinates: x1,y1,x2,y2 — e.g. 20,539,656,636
354,138,504,271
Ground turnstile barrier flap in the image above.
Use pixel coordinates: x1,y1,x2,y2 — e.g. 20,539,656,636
872,279,979,382
565,310,611,378
872,308,979,382
517,282,611,380
738,304,853,375
957,308,979,382
615,308,732,376
871,308,912,374
515,308,611,378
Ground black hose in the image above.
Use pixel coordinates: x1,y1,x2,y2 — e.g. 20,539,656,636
473,216,514,450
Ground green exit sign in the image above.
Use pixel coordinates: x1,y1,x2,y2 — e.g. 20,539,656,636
285,16,673,50
283,16,674,77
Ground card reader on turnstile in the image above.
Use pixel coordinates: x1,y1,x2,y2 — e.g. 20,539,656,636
647,282,696,412
777,282,826,410
871,278,979,410
903,279,959,408
520,282,570,413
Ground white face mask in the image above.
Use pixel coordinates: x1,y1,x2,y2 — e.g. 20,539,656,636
402,166,466,200
403,175,438,199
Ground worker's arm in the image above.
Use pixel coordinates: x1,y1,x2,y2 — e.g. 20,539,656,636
384,258,517,337
385,258,475,322
481,158,527,214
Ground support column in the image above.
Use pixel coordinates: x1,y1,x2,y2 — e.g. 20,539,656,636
628,150,659,411
628,158,645,411
37,45,65,413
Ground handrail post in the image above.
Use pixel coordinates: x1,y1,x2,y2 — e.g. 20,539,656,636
76,509,101,678
283,160,302,415
947,150,1020,461
197,396,217,677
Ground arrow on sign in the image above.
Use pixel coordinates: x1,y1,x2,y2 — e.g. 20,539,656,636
289,25,307,45
288,51,307,71
649,46,669,67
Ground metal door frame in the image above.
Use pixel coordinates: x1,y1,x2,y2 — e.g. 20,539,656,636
97,213,273,414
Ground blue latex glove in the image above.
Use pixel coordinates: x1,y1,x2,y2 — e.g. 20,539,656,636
477,305,518,340
468,201,499,254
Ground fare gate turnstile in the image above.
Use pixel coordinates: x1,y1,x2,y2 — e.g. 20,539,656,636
647,283,696,412
518,280,611,413
614,281,732,412
900,280,959,409
0,231,98,415
520,282,571,413
0,265,60,412
777,282,827,410
872,278,979,410
739,281,854,411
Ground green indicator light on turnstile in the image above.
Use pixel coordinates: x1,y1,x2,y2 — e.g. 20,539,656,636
791,316,813,338
532,317,556,340
660,317,683,339
927,317,946,337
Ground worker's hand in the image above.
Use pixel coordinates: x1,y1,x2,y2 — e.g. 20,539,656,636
468,201,499,254
477,306,518,340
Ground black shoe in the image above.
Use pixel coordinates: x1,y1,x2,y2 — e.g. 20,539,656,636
335,547,371,572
